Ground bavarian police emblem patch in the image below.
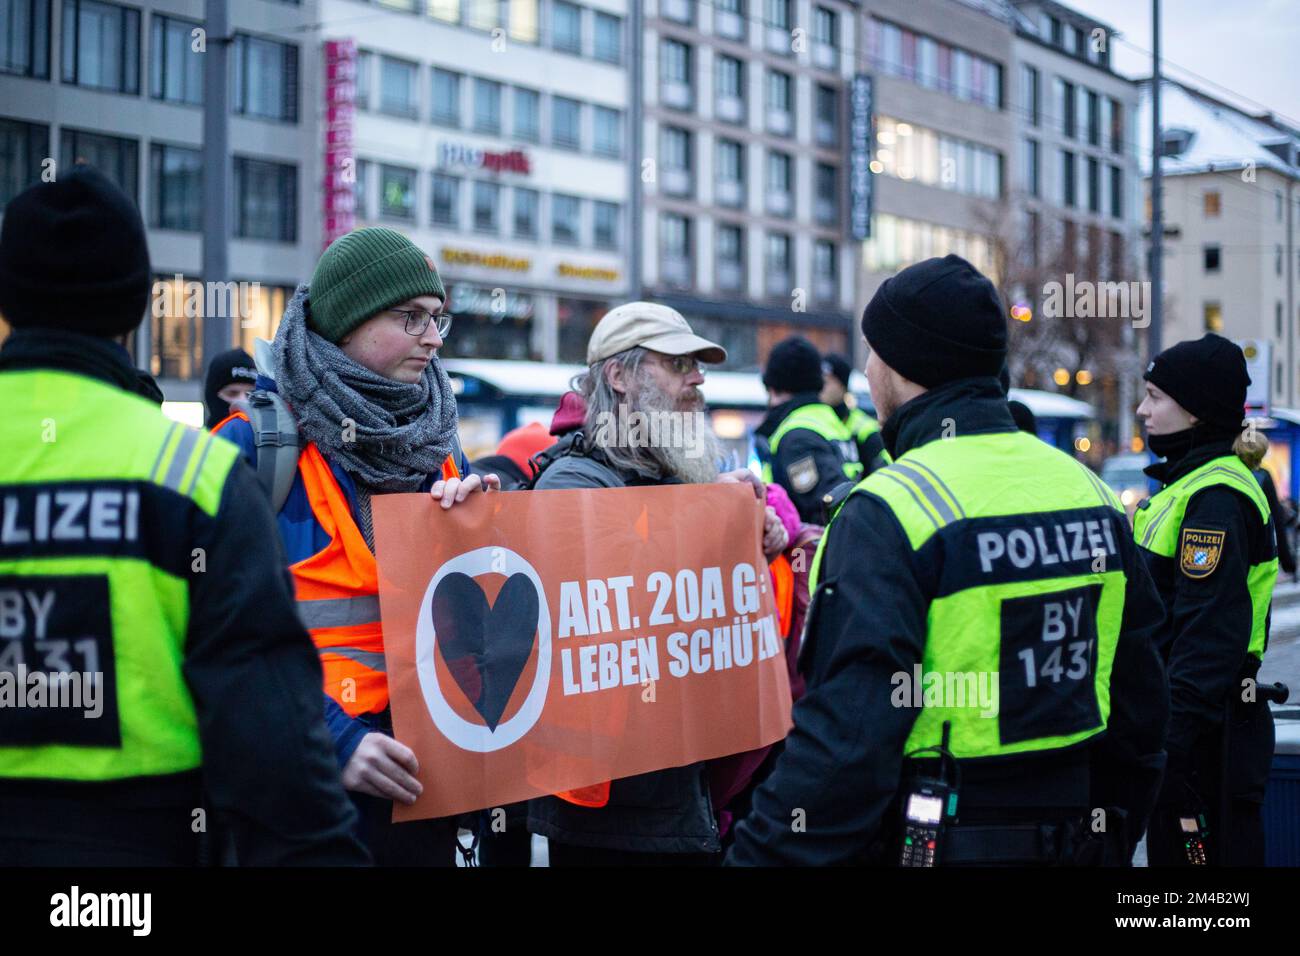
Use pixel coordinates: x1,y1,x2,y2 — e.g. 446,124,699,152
1179,527,1226,578
787,455,819,494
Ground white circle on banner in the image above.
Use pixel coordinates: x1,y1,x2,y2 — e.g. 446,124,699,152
414,546,551,753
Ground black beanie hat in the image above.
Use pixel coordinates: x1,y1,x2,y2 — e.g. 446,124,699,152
861,254,1007,388
763,335,825,394
823,352,853,389
1144,333,1249,431
0,166,151,336
203,348,258,428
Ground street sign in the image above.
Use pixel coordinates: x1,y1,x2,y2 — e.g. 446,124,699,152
1238,338,1271,418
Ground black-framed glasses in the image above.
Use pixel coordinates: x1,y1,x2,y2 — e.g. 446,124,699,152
391,308,453,337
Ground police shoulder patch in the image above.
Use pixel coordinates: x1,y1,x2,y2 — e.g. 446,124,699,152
787,455,819,494
1179,527,1226,579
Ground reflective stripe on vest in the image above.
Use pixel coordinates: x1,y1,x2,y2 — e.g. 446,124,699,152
760,403,864,484
222,410,461,716
809,430,1127,761
0,370,240,781
1133,454,1277,661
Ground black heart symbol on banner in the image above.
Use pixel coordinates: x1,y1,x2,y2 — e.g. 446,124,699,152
431,571,539,731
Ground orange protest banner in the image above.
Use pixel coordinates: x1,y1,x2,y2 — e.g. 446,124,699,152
372,483,793,821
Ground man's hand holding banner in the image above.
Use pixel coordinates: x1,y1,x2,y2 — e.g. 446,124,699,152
372,483,794,821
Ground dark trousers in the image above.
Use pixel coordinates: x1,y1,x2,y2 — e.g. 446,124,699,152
353,791,458,867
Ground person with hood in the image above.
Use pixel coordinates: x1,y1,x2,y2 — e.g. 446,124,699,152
755,336,862,525
821,352,888,474
203,347,258,429
1135,336,1280,866
215,226,496,866
727,255,1168,866
0,168,367,865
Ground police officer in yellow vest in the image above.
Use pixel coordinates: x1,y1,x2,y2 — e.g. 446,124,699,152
0,169,367,865
1135,335,1278,866
821,352,889,474
727,255,1169,866
755,336,862,524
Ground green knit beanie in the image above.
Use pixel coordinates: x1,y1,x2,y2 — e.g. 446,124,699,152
308,227,446,343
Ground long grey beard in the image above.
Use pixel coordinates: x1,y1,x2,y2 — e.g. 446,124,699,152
634,376,723,485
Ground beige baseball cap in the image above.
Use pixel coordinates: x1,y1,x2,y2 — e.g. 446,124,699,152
587,301,727,365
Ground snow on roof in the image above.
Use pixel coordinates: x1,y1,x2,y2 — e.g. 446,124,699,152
1138,79,1300,179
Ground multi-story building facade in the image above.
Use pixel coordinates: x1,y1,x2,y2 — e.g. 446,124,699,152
340,0,631,367
0,0,318,400
1140,78,1300,409
855,0,1014,355
639,0,860,368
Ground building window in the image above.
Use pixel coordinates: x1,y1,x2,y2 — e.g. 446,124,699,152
766,151,792,217
875,115,1002,200
593,105,622,157
1277,245,1284,277
1021,64,1038,126
1108,97,1122,153
508,0,538,42
716,223,743,291
764,0,790,30
1203,190,1220,217
660,213,691,287
552,96,581,150
431,69,461,126
378,164,415,221
1086,90,1100,146
232,34,298,122
1086,157,1100,213
511,86,539,141
466,0,501,31
1059,149,1075,207
0,118,49,208
815,84,838,147
867,19,1001,110
714,0,743,38
660,38,693,110
60,0,138,93
513,186,538,238
233,157,296,241
661,0,694,24
430,172,459,226
765,232,791,296
552,0,582,54
815,163,837,226
148,14,203,105
149,142,200,231
715,55,745,124
1023,138,1039,197
812,6,838,69
354,51,372,110
60,127,137,202
1109,165,1122,218
863,213,996,278
660,126,693,197
593,11,621,63
473,180,499,232
715,138,744,207
593,201,619,249
354,158,370,219
814,240,836,301
552,193,581,245
766,70,793,134
1054,78,1075,139
473,78,502,132
1,0,50,79
378,56,417,118
427,0,459,22
1277,301,1284,336
1203,244,1221,273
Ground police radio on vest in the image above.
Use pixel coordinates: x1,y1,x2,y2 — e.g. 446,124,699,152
1,488,140,545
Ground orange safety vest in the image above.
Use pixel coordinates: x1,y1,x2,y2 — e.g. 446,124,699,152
217,410,459,716
552,554,795,810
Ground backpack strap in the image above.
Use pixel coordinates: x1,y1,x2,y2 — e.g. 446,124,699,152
234,389,300,514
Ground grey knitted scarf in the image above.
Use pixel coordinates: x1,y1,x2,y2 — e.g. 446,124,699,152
272,284,459,491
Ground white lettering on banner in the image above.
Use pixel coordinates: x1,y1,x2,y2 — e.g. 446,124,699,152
555,564,780,696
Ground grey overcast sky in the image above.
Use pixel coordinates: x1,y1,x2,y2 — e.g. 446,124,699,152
1064,0,1300,127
